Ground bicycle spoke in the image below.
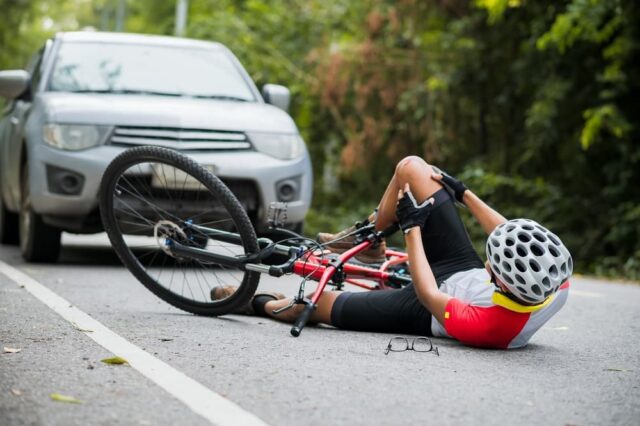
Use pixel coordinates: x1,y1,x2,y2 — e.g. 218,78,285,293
101,148,259,314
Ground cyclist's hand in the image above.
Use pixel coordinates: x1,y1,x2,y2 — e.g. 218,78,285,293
396,183,435,234
431,167,468,204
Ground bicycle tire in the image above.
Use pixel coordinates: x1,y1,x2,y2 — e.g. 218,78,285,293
99,146,260,316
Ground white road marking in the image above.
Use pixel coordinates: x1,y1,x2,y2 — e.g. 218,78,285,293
0,260,269,426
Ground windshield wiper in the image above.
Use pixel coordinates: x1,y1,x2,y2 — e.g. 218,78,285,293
192,95,250,102
67,89,184,97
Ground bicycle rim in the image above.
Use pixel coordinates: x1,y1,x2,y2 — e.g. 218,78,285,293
99,147,260,316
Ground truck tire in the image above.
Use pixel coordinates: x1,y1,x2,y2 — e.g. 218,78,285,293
0,191,19,245
19,166,61,262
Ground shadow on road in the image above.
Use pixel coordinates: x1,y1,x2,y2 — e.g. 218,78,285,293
57,245,123,266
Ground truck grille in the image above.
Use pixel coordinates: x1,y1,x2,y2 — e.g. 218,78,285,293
109,126,251,151
113,177,260,234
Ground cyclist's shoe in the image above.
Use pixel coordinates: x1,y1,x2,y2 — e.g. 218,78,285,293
316,225,387,264
210,286,285,315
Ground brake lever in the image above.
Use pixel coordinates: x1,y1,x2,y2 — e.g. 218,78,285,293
272,299,296,314
271,296,310,315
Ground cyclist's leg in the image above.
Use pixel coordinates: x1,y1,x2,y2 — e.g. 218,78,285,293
376,155,483,281
263,291,341,324
261,286,431,335
375,156,443,230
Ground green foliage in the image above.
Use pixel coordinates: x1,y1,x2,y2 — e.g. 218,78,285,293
580,104,630,149
2,0,639,280
475,0,522,23
457,166,563,257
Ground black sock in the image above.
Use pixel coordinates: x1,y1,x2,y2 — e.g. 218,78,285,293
252,295,276,317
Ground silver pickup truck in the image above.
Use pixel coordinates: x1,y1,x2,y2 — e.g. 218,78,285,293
0,31,312,262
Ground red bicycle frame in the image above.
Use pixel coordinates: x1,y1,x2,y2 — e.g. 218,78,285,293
286,230,410,336
292,243,409,292
179,222,409,337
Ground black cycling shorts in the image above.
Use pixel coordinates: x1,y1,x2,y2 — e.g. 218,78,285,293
330,188,484,335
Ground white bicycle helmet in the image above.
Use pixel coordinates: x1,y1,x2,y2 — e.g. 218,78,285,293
486,219,572,304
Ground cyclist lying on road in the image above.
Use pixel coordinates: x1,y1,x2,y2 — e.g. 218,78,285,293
213,156,573,349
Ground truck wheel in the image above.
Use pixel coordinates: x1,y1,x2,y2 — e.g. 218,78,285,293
19,166,61,262
0,192,19,245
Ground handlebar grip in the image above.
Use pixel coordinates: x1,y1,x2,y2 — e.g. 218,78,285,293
290,304,315,337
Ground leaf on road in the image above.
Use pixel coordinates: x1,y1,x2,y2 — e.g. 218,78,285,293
73,324,94,333
50,393,83,404
3,347,22,354
101,356,128,365
11,389,22,396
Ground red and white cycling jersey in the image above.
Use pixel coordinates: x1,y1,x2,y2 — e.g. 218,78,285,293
431,268,570,349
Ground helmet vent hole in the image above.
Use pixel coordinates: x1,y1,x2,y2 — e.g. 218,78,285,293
506,238,515,247
502,261,512,272
529,260,541,272
516,245,528,257
517,232,531,243
542,277,550,288
494,230,502,237
506,225,516,232
531,285,542,296
515,260,526,273
522,225,534,231
493,265,501,276
548,234,561,246
517,285,527,294
503,274,514,285
493,254,501,264
520,294,538,303
504,248,514,259
533,232,547,243
568,257,573,272
549,265,558,278
491,238,500,248
544,289,553,297
561,263,567,275
530,243,544,257
548,245,560,257
487,245,493,256
515,274,526,285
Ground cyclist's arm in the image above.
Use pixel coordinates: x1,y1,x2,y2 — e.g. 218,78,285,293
404,227,450,323
462,190,507,235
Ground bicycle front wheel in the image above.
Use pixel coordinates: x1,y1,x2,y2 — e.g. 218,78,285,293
99,146,260,316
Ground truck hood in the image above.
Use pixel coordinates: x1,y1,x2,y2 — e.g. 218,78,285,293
38,93,298,133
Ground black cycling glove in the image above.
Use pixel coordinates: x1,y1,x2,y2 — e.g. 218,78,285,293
437,170,468,204
396,190,435,234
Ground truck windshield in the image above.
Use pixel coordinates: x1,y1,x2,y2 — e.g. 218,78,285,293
48,41,255,101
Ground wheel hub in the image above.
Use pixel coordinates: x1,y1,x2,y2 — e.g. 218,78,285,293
154,220,188,257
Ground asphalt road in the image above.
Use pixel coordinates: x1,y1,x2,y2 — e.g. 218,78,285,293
1,234,639,426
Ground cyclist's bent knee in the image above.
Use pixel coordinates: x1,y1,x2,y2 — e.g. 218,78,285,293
395,156,436,180
395,155,428,173
394,156,443,197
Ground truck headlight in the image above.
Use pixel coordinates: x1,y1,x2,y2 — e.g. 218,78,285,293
247,132,305,160
43,124,111,151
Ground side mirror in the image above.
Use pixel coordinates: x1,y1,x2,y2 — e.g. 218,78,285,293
262,84,291,112
0,70,30,99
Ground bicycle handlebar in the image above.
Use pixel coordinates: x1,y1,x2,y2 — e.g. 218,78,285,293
290,303,315,337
